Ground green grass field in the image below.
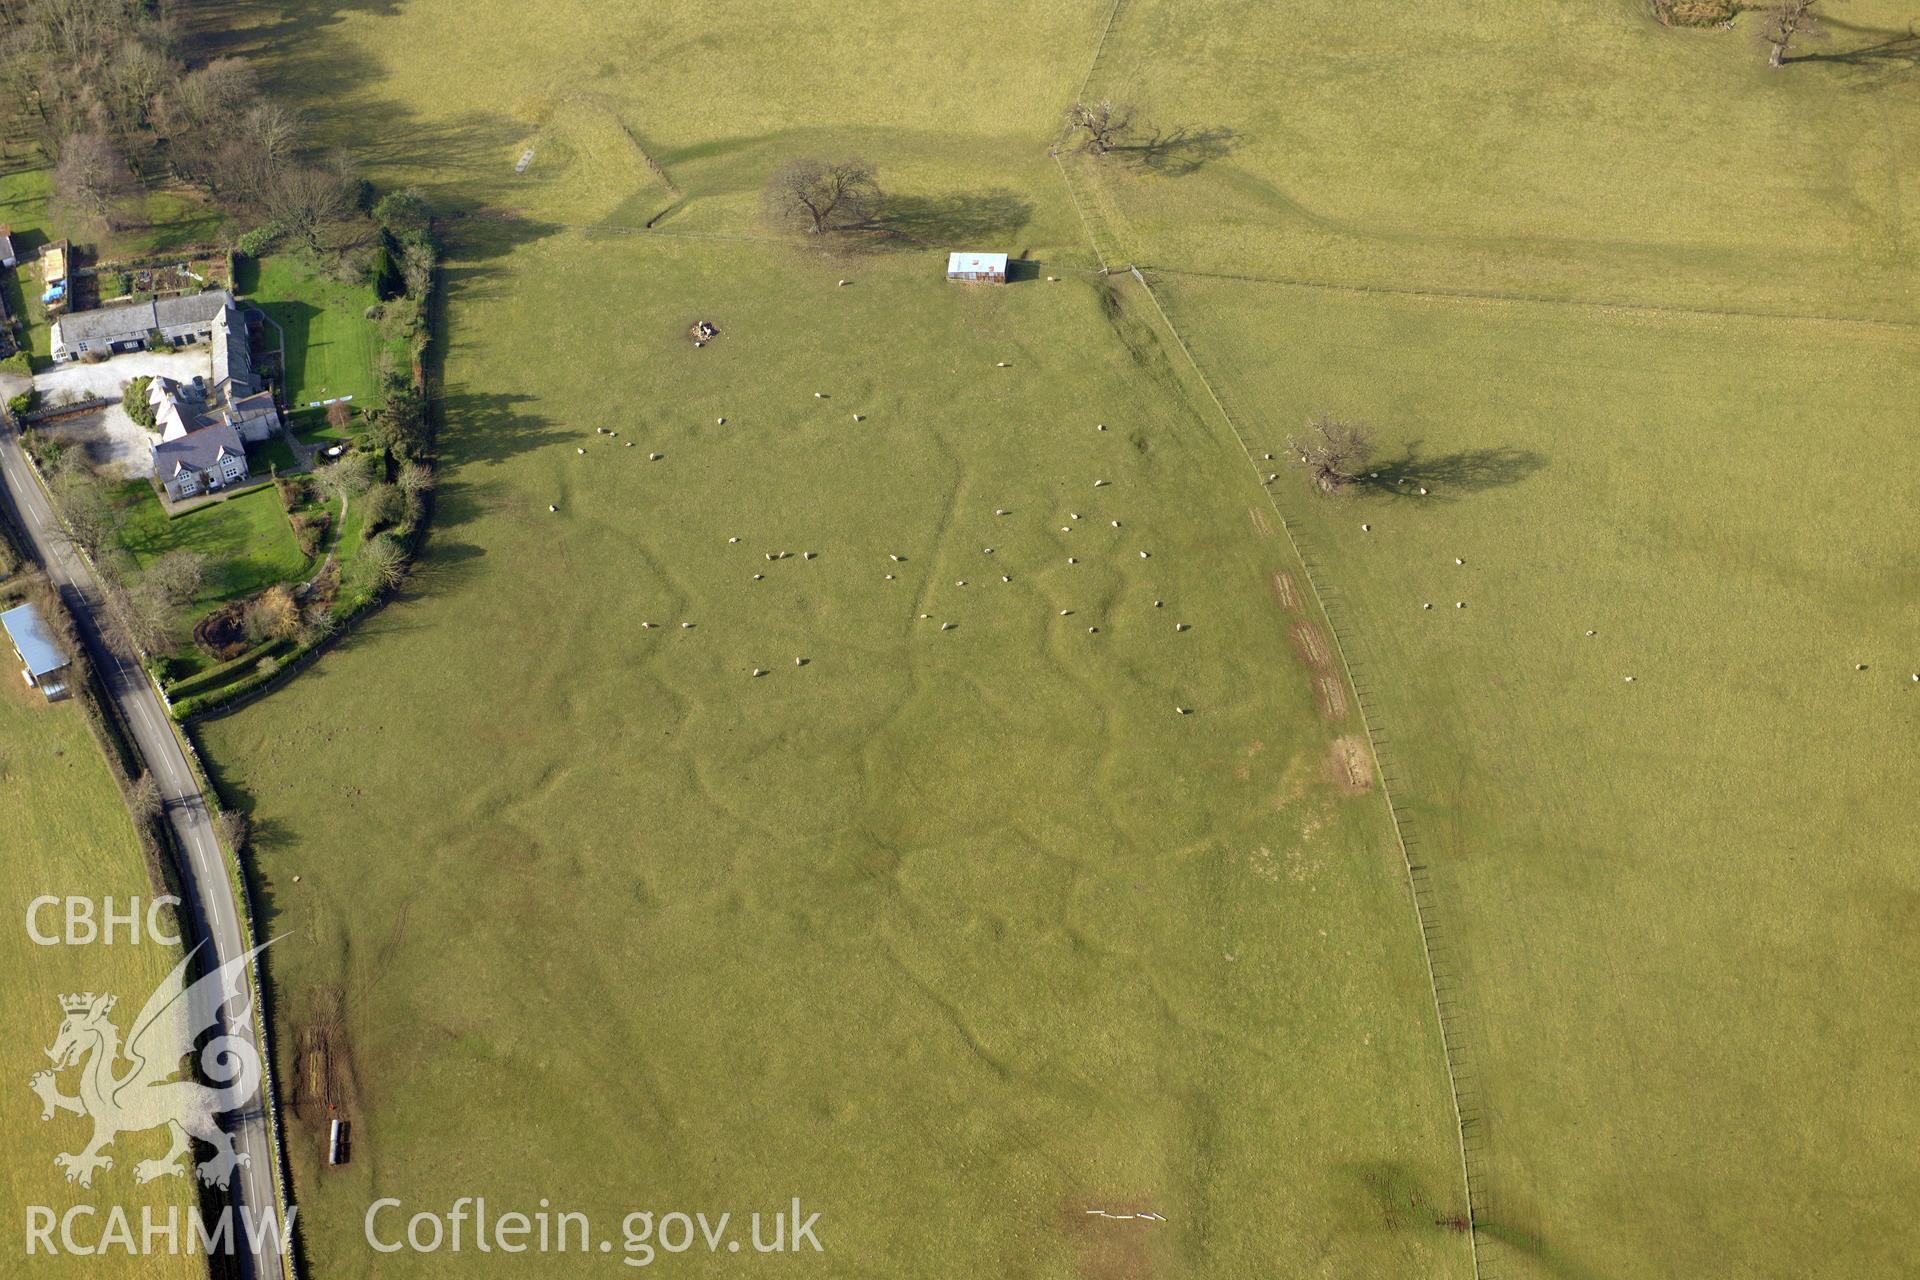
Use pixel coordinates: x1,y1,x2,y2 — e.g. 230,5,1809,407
115,482,311,628
0,679,202,1280
235,253,386,409
186,0,1920,1275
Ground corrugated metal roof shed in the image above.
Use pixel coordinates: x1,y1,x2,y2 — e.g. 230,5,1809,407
946,252,1008,276
2,602,69,680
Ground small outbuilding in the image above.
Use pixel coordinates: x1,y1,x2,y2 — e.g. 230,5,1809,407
2,601,72,700
946,252,1008,284
0,226,16,269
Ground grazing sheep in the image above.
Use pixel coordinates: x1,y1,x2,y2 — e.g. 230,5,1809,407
752,573,763,581
1624,675,1635,682
885,574,895,580
815,392,827,398
1111,519,1121,527
1857,663,1868,671
642,622,655,629
1454,558,1464,565
1361,523,1370,532
838,279,850,286
1153,600,1163,608
625,441,634,447
941,622,955,631
649,452,663,460
549,504,558,512
804,551,817,560
595,427,606,434
752,668,767,677
577,447,586,454
890,554,904,562
1176,622,1190,631
730,536,740,543
1098,423,1107,431
681,622,695,629
1087,626,1098,634
1094,479,1110,487
795,657,806,665
766,553,778,561
1423,603,1432,610
1001,574,1010,582
1139,551,1150,559
1061,526,1072,533
995,508,1010,516
1175,706,1191,715
1419,487,1429,495
1060,609,1073,616
955,580,967,587
1586,629,1596,636
1456,601,1465,608
1068,556,1078,564
853,413,863,421
983,547,994,554
716,417,725,425
995,361,1010,367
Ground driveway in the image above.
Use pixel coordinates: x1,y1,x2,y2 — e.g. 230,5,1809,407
34,406,156,477
30,348,212,402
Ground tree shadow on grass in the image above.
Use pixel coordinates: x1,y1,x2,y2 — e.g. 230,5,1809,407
1787,21,1920,88
1355,440,1548,501
1110,124,1242,177
433,389,559,471
860,189,1035,249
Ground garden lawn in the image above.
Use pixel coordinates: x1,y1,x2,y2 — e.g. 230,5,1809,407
0,682,202,1280
115,482,311,628
236,254,385,409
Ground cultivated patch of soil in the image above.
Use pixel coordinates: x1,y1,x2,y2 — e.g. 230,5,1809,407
1270,570,1300,614
1247,505,1273,539
1313,674,1349,722
192,601,250,660
1327,734,1374,794
1289,620,1333,672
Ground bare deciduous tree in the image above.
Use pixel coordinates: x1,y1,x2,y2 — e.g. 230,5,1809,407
51,131,135,230
1758,0,1823,67
144,548,206,605
1064,100,1134,156
214,809,250,852
358,534,409,590
266,163,349,253
128,772,163,823
763,157,880,235
1286,412,1375,493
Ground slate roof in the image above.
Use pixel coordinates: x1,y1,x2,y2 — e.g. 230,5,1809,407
53,290,232,349
152,419,246,480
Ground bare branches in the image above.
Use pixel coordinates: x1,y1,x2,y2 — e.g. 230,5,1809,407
51,131,135,231
763,157,880,235
1064,100,1134,156
1286,412,1375,494
1758,0,1824,66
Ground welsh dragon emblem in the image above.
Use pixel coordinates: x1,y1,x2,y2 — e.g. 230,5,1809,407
28,942,268,1189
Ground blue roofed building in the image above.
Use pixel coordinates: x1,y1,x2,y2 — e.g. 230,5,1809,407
2,601,72,700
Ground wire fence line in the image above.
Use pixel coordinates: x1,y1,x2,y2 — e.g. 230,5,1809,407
1142,261,1920,334
1127,270,1493,1276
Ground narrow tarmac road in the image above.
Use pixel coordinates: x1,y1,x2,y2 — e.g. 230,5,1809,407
0,414,288,1280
